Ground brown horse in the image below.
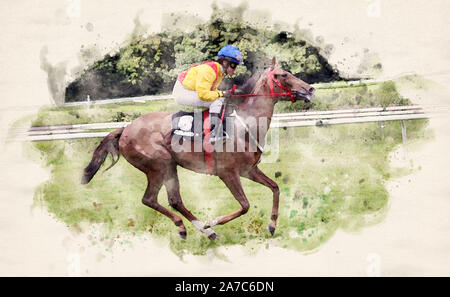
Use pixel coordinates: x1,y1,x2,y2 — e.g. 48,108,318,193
81,57,315,240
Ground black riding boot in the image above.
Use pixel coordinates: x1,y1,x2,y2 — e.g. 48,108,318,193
209,112,228,143
208,98,228,143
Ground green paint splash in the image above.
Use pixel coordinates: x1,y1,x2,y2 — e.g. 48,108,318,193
26,118,429,257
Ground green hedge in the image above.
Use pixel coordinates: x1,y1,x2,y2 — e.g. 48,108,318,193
65,6,341,102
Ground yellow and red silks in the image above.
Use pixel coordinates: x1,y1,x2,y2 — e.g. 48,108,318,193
177,61,225,102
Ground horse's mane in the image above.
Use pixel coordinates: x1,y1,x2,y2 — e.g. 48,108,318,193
226,70,264,107
235,71,264,95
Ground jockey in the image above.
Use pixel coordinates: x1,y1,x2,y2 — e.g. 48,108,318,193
172,44,243,143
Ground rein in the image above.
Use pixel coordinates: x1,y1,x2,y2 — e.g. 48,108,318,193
230,68,296,102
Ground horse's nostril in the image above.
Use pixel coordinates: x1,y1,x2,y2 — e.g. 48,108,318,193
309,87,315,93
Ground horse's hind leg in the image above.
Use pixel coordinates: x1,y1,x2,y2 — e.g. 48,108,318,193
241,166,280,236
164,165,218,240
142,170,187,239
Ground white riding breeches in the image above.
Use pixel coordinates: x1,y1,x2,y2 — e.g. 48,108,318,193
172,80,224,111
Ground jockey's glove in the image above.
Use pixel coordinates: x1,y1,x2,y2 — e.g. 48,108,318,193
222,89,234,98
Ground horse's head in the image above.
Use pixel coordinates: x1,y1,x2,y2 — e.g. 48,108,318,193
265,57,315,103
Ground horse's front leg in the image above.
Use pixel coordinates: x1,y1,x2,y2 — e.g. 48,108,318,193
241,166,280,235
203,170,250,229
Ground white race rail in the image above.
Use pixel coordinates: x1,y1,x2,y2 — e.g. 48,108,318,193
20,105,428,142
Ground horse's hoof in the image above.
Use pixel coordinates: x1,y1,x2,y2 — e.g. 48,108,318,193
268,225,276,236
208,233,218,240
179,231,187,240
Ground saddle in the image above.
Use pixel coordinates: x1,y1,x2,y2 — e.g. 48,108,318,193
172,108,233,175
171,107,233,142
171,110,204,141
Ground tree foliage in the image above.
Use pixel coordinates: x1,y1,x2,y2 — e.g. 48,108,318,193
65,6,341,102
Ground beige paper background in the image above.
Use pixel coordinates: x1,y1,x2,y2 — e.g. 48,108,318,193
0,0,449,276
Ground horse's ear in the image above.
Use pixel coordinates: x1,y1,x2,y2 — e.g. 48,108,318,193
269,57,278,71
271,57,278,68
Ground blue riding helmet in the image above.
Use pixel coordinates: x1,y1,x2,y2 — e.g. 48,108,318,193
217,45,243,65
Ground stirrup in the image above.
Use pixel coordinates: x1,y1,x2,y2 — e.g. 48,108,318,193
209,131,229,144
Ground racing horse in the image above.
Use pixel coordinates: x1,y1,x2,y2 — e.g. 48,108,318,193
81,57,315,239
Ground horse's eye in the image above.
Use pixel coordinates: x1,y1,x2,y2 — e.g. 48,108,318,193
275,74,287,79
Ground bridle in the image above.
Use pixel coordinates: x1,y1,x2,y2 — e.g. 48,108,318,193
265,67,296,103
229,67,307,153
230,67,297,103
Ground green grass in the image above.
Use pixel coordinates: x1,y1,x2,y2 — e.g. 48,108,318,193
27,118,430,257
24,78,429,257
31,100,184,127
275,80,411,112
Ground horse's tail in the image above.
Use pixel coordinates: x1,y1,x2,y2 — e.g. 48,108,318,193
81,127,124,185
